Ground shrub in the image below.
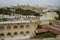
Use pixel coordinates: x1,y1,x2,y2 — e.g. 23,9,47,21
34,32,57,38
0,18,8,21
49,23,52,25
37,24,43,29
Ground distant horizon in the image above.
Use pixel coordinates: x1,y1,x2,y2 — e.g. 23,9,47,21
0,4,60,7
0,0,60,7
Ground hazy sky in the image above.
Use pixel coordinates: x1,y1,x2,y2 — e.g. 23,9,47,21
0,0,60,6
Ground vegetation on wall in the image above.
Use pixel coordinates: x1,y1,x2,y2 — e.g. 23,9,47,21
0,18,8,21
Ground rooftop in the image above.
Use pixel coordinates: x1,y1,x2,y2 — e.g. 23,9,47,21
40,16,55,20
0,14,37,18
0,20,36,24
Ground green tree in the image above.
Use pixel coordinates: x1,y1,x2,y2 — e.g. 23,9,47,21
15,8,40,16
0,8,13,15
37,24,43,29
55,10,60,20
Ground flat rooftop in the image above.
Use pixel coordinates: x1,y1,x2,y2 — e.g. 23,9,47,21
0,20,36,24
0,15,37,18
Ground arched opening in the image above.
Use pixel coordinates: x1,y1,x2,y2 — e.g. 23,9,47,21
0,33,4,36
20,25,24,28
7,25,11,29
0,26,4,30
20,31,24,34
49,23,52,25
7,32,11,36
15,17,17,19
14,25,18,29
14,32,18,35
26,31,30,34
26,25,30,28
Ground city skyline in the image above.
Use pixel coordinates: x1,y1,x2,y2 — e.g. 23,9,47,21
0,0,60,7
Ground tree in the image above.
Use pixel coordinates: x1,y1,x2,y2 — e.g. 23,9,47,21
0,8,12,15
55,10,60,20
15,8,40,16
37,24,43,29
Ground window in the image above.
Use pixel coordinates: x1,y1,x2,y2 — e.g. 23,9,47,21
20,25,24,28
14,32,18,35
20,31,24,34
7,32,11,36
0,26,4,30
15,17,16,19
0,33,4,36
20,16,21,18
14,25,18,29
26,31,30,34
30,21,31,23
26,25,30,28
7,25,11,29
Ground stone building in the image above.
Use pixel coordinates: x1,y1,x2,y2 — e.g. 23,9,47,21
0,15,40,40
40,12,58,25
0,20,38,40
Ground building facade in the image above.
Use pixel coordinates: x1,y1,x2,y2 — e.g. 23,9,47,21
0,20,38,40
0,15,40,40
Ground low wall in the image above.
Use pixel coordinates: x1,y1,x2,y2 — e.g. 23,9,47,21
0,35,60,40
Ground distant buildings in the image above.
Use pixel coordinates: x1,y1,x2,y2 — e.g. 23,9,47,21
40,12,58,25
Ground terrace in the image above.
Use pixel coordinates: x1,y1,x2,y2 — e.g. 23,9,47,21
0,20,36,24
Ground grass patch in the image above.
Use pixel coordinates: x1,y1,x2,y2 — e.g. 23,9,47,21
34,32,57,38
